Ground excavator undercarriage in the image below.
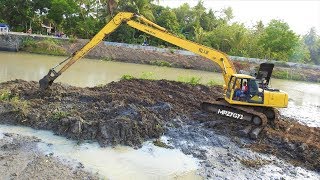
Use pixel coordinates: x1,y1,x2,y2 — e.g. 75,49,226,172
201,99,279,138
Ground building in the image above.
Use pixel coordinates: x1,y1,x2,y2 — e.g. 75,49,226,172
0,23,9,33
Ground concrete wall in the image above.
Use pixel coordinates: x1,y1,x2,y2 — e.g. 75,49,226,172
0,32,68,52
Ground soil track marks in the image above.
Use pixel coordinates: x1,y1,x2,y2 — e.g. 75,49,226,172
0,79,319,171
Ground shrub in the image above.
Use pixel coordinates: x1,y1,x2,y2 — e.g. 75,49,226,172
178,76,202,85
68,35,78,43
150,60,171,67
140,72,155,80
207,80,218,86
51,111,69,121
21,38,67,56
121,74,134,80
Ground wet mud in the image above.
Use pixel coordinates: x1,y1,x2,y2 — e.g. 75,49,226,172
0,79,319,172
0,132,99,179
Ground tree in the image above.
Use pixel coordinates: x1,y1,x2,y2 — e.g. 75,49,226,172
48,0,78,28
258,20,299,61
118,0,155,20
0,0,34,31
290,39,311,63
304,27,320,65
156,8,180,33
203,22,249,56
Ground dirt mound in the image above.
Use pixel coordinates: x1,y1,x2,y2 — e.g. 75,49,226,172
0,79,221,147
0,79,319,171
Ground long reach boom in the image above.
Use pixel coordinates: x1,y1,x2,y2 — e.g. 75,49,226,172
39,12,236,90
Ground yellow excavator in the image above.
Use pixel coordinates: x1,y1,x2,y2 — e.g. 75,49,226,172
39,12,288,138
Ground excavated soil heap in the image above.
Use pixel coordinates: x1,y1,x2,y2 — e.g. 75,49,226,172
0,79,221,147
0,79,319,171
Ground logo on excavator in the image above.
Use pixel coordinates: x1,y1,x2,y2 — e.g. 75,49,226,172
217,109,244,119
199,48,209,55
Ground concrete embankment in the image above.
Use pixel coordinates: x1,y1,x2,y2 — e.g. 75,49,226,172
1,32,319,82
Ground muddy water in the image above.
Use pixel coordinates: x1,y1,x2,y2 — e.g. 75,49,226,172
0,52,224,86
0,125,200,179
1,52,319,126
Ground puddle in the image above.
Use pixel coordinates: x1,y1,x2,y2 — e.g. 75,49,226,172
0,125,201,180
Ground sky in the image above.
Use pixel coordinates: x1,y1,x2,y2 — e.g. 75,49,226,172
158,0,320,36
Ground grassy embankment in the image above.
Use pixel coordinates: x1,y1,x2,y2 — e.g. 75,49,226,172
20,38,68,56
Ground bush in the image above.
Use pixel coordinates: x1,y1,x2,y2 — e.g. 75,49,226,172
0,90,14,101
121,74,134,80
21,38,67,56
178,76,202,85
272,70,288,79
150,60,172,67
207,80,218,86
68,35,78,43
51,111,69,121
140,72,155,80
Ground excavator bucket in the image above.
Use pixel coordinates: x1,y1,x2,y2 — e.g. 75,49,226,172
39,69,59,90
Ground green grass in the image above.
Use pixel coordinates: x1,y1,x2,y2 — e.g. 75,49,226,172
21,38,67,56
103,57,113,61
121,74,134,80
140,72,156,80
177,76,202,85
207,80,218,86
68,35,78,43
0,90,29,115
272,69,306,81
0,90,14,101
51,111,70,121
150,60,172,67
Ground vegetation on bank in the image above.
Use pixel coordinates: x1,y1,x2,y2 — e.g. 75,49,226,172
1,0,319,65
120,73,220,86
15,36,320,83
0,90,29,115
21,38,67,56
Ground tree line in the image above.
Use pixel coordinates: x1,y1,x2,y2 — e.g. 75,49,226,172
0,0,319,65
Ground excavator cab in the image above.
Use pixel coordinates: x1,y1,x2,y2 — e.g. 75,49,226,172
225,74,288,108
226,74,263,103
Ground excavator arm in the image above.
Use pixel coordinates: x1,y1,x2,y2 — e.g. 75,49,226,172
39,12,236,90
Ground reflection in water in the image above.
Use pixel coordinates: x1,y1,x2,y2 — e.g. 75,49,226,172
1,51,320,126
0,125,200,180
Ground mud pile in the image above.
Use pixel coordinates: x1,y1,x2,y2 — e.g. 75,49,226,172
0,79,221,147
0,79,319,171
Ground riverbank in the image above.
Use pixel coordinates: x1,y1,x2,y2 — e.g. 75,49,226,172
0,132,99,179
1,32,319,83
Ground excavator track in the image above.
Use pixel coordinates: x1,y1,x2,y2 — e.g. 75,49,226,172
201,98,276,139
